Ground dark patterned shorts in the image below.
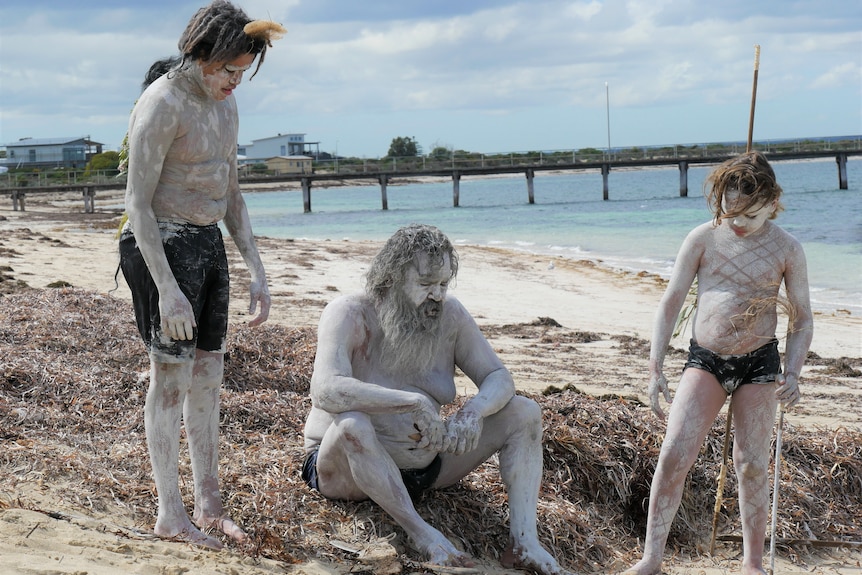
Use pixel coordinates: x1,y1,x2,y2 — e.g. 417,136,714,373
684,338,781,394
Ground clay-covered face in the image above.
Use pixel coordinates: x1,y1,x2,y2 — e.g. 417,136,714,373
201,52,255,101
401,252,451,319
721,190,775,238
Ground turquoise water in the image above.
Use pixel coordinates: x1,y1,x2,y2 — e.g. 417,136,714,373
243,158,862,314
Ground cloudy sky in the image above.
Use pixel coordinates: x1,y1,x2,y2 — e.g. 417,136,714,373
1,0,859,159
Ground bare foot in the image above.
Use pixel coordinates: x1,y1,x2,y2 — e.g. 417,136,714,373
618,558,661,575
195,514,248,545
155,520,223,550
501,539,573,575
414,535,476,569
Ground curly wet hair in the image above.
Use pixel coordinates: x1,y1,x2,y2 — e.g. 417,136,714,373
704,150,784,225
365,224,459,304
177,0,280,79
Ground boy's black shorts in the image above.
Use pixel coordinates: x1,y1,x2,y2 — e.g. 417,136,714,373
119,220,230,363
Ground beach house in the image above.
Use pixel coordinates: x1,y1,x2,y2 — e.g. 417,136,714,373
264,156,313,174
237,133,320,165
1,136,104,170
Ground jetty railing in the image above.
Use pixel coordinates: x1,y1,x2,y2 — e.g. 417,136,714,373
307,137,862,174
2,137,860,212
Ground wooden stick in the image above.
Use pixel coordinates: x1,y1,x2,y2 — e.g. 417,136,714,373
709,403,733,555
718,534,862,549
769,407,785,575
747,45,761,152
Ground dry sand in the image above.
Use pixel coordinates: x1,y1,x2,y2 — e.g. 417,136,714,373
0,189,859,574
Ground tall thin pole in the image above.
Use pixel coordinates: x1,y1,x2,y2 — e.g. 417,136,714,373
747,45,760,152
605,82,611,156
710,403,733,555
769,407,785,575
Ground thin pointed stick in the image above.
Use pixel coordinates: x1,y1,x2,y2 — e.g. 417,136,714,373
709,403,733,555
747,45,761,152
769,407,785,575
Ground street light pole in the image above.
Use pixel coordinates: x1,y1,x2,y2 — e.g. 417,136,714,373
605,82,611,158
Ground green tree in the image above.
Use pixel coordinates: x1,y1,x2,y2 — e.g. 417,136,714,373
387,136,421,157
87,151,121,172
429,146,451,161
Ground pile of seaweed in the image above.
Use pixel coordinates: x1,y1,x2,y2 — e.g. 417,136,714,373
1,288,859,572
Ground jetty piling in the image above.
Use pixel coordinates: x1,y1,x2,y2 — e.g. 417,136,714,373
301,177,312,213
82,186,96,213
11,190,25,211
679,161,689,197
379,175,389,210
601,164,610,201
837,154,848,189
4,141,859,212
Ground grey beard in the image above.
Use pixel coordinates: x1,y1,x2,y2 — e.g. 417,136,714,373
377,292,443,379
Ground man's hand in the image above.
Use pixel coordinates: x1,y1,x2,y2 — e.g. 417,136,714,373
159,286,196,340
443,406,483,455
410,396,445,451
649,372,672,419
247,278,271,327
775,372,801,409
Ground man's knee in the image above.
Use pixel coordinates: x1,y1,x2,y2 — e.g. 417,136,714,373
506,395,543,435
331,412,376,453
510,394,541,418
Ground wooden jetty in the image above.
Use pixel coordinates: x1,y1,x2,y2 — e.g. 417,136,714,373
3,147,860,213
242,148,861,213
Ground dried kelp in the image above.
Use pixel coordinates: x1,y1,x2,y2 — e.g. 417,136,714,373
1,288,859,573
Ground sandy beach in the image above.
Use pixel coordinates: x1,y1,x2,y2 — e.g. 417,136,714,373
1,189,860,574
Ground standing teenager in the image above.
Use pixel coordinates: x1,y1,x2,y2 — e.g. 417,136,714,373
120,0,285,549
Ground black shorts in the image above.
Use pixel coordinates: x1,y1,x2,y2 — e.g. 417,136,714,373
684,338,781,395
119,220,230,363
302,448,442,503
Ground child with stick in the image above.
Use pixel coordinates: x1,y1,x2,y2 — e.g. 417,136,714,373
622,151,813,575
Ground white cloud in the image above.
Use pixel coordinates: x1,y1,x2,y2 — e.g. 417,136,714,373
0,0,859,156
811,61,862,90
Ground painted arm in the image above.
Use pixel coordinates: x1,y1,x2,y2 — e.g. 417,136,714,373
648,227,703,418
446,299,515,454
775,237,813,408
124,96,196,341
310,296,445,449
222,156,270,326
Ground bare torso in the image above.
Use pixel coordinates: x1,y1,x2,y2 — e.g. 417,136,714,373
127,71,238,225
690,220,794,355
304,294,475,469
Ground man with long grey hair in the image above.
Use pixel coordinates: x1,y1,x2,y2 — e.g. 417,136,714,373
302,224,572,575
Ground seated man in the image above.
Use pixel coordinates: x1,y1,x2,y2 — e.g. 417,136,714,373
302,224,571,575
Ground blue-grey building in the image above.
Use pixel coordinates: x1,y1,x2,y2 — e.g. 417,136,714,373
1,136,104,169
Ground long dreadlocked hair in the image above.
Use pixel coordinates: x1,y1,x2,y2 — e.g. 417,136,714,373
177,0,285,80
704,150,784,226
365,224,459,305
